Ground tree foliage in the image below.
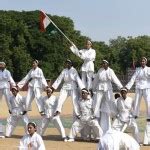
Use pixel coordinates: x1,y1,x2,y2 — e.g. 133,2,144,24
0,10,150,81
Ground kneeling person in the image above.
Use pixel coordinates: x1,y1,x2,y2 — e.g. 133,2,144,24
37,88,67,141
5,87,29,137
67,89,103,142
112,88,140,143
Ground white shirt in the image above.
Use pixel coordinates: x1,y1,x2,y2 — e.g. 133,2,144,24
126,66,150,89
79,98,93,122
70,46,96,72
92,67,123,91
52,67,84,90
17,67,47,89
42,95,57,118
0,69,16,89
97,129,140,150
10,93,25,114
19,132,45,150
116,96,133,122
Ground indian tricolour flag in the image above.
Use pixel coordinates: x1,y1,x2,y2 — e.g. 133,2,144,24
40,10,58,34
40,10,52,32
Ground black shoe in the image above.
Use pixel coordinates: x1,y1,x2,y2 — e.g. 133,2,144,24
54,111,60,116
40,111,45,116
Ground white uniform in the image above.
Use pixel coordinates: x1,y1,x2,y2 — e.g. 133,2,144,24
70,46,96,89
126,66,150,118
126,66,150,144
5,93,29,137
97,129,140,150
19,132,45,150
0,68,16,110
92,67,122,132
37,95,66,138
17,67,48,112
52,67,84,116
143,121,150,145
68,98,103,140
112,96,140,143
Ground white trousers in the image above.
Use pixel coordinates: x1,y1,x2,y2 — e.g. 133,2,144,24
0,88,11,110
56,89,79,116
94,90,113,117
81,71,93,90
133,88,150,119
26,87,43,112
5,115,29,137
37,116,66,138
143,121,150,145
69,119,103,139
112,118,140,143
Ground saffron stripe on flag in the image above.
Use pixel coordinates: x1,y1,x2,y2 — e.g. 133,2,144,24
40,11,51,32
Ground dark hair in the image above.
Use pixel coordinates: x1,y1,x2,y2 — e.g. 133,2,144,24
28,122,37,128
114,93,120,99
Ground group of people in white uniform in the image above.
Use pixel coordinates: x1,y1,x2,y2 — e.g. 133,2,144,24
0,40,150,149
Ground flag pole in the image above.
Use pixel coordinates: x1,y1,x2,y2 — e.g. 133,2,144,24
41,11,73,45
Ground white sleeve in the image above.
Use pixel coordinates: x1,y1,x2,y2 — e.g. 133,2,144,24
40,69,48,88
70,45,80,57
75,72,85,89
7,71,16,87
37,135,46,150
19,136,27,150
52,70,65,90
17,70,31,89
111,70,123,89
125,71,137,90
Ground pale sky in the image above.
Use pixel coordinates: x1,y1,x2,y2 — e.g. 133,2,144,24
1,0,150,43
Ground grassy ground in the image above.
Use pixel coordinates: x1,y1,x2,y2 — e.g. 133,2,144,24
0,92,149,150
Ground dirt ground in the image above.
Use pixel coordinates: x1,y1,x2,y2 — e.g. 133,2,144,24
0,92,149,150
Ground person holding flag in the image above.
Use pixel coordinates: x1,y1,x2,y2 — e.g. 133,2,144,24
70,40,96,90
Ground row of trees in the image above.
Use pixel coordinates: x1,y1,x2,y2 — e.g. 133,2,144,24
0,10,150,81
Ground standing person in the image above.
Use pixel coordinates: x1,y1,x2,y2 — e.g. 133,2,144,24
19,122,45,150
52,59,84,117
92,60,123,132
37,88,67,141
112,88,140,143
0,62,16,111
70,40,96,89
97,129,140,150
5,87,29,137
17,60,48,115
125,56,150,145
67,89,103,142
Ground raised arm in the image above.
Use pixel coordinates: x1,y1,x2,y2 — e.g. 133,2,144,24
111,70,123,89
52,70,65,90
125,71,137,90
17,70,31,89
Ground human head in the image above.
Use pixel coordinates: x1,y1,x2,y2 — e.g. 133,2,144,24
120,88,128,100
65,59,73,69
46,87,53,97
140,57,147,68
81,88,89,100
12,87,18,96
27,122,37,136
0,62,6,70
32,59,39,69
85,40,92,49
102,60,109,69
